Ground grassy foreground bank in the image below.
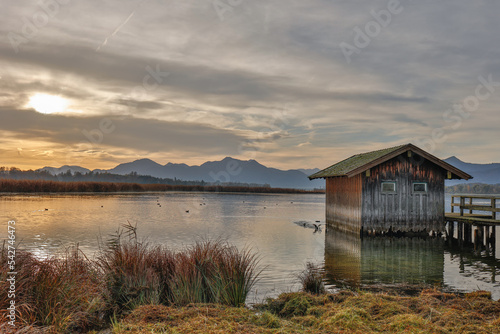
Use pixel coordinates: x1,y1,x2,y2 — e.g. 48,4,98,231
105,290,500,334
3,289,499,333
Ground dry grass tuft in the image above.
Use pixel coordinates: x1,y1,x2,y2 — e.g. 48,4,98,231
297,262,325,295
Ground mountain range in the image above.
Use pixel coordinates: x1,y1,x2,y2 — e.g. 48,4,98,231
38,156,500,189
444,156,500,185
40,158,323,189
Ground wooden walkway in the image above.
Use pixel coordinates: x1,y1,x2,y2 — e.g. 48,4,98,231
445,213,500,226
445,195,498,247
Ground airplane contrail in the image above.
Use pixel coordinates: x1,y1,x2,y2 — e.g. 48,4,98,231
96,11,135,52
96,0,147,52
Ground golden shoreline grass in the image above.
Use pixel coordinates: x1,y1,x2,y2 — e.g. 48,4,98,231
102,290,500,333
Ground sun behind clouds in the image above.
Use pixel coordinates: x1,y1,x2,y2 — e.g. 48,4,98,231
28,93,69,114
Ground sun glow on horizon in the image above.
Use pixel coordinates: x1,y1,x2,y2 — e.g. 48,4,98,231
28,93,69,114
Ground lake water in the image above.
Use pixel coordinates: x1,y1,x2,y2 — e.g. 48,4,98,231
1,193,499,301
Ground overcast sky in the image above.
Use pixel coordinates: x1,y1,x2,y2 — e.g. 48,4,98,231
1,0,499,170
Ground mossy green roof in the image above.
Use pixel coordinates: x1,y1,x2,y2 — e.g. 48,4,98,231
309,144,409,179
309,143,472,180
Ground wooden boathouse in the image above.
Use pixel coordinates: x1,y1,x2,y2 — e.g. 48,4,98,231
309,144,472,235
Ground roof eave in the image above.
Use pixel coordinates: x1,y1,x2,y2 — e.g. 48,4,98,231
308,174,347,180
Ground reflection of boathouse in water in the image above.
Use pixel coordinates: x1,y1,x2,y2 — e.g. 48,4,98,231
324,229,445,287
323,229,500,297
309,144,472,235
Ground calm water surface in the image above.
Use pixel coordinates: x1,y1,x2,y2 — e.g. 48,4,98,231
1,193,498,301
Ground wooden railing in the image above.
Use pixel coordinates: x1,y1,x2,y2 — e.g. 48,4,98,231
451,195,500,220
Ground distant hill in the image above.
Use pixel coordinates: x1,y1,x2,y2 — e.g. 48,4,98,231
44,157,324,190
38,165,91,175
297,168,321,176
444,156,500,186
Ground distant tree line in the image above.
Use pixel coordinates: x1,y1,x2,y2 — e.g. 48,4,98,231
0,167,325,194
0,167,268,188
446,183,500,194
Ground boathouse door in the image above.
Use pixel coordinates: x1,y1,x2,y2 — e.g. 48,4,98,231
409,181,428,223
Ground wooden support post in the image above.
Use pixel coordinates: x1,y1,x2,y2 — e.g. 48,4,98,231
474,229,479,250
464,224,472,244
451,196,455,213
485,226,490,253
492,198,497,220
491,226,496,253
469,197,473,214
478,225,484,247
449,221,454,239
458,222,463,243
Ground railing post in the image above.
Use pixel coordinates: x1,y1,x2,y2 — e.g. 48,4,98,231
460,196,464,216
469,197,473,214
451,196,455,213
492,198,497,220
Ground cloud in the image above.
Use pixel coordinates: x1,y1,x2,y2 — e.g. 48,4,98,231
0,108,248,156
1,0,500,169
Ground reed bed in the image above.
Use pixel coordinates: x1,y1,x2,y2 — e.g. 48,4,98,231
0,178,324,194
0,225,261,333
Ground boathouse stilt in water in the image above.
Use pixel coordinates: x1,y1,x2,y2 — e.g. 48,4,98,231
309,144,472,235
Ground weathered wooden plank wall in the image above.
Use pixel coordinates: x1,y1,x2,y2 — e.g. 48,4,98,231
326,175,362,233
361,153,445,233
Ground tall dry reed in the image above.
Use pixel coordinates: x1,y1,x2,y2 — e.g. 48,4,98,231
0,245,104,332
0,223,261,332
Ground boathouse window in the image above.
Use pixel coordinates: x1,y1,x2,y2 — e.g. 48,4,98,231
413,182,428,193
381,181,396,193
